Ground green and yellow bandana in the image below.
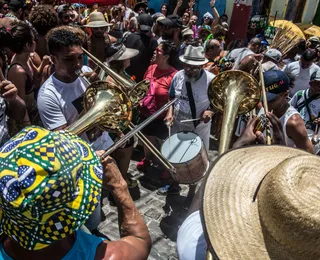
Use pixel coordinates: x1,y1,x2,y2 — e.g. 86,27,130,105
0,126,102,250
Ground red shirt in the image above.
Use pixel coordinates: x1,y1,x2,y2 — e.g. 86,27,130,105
143,64,177,111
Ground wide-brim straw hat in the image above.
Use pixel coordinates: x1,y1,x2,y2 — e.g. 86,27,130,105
83,12,112,28
201,145,320,259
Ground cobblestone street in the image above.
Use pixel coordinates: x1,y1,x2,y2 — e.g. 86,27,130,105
98,147,218,260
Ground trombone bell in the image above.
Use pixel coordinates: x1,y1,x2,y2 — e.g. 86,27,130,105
67,81,132,135
208,70,261,153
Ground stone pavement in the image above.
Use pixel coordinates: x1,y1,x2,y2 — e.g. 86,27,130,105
97,147,218,260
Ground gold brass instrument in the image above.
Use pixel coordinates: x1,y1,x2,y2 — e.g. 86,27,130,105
67,81,132,134
81,47,176,172
82,47,150,107
208,70,261,153
205,70,261,259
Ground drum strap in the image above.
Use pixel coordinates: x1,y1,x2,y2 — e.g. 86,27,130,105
186,81,199,128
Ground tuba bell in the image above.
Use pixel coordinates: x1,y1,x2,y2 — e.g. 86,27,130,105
208,70,261,153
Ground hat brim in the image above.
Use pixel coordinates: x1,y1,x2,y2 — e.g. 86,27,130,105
134,2,148,12
264,53,279,63
201,146,309,259
118,48,139,60
158,18,175,27
179,55,208,66
83,21,113,28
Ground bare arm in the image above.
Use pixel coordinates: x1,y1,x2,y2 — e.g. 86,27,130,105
286,114,314,154
210,0,220,30
188,0,195,17
96,157,151,260
7,65,30,124
173,0,182,15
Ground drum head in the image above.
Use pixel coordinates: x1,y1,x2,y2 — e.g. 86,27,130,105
161,132,202,163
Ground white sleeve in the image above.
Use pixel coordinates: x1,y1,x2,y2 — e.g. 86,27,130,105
37,92,67,130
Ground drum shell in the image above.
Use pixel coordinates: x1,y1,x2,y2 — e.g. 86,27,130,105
161,132,209,184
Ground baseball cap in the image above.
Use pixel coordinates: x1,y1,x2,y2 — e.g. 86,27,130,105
264,70,290,101
310,70,320,81
137,13,153,32
158,14,182,28
309,36,320,43
264,48,282,63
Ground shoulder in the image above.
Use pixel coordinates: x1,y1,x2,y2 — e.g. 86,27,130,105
203,69,215,81
287,112,304,129
38,76,57,100
8,64,25,75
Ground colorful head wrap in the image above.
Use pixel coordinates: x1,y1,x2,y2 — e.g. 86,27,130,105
0,126,102,250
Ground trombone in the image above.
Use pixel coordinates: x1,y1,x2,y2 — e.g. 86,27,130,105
69,48,176,172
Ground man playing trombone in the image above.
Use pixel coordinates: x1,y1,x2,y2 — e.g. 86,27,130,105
37,28,113,232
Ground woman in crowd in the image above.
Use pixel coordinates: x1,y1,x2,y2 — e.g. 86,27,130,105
0,1,9,18
137,41,178,172
0,21,40,135
110,5,129,39
104,42,139,187
29,4,59,59
160,3,170,17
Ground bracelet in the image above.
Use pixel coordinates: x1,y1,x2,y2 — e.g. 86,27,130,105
210,5,215,8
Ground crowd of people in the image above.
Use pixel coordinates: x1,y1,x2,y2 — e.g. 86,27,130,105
0,0,319,259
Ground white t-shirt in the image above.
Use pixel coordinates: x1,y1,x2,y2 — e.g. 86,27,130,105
37,67,113,151
0,97,8,147
282,61,320,97
262,61,279,72
290,88,320,125
169,70,215,150
177,210,206,260
226,47,254,69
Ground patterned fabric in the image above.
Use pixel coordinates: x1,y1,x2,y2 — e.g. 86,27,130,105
0,126,103,250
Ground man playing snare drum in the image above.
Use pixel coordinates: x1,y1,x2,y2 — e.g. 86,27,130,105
165,44,215,151
158,43,215,196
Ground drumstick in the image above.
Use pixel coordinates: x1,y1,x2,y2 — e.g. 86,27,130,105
258,63,272,145
168,124,171,156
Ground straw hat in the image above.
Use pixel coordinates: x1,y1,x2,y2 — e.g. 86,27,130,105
179,45,208,66
84,12,112,28
201,145,320,259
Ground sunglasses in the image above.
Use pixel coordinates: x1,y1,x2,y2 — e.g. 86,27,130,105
204,17,210,20
183,14,190,18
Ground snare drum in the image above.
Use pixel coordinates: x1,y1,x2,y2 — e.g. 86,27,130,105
161,131,209,184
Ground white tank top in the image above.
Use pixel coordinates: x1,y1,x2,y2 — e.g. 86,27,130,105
279,106,300,147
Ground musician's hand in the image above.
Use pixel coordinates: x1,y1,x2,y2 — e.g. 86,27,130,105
95,150,105,157
164,114,174,126
101,155,127,190
314,118,320,125
267,112,286,145
81,71,100,83
233,116,260,148
0,80,18,102
200,110,214,123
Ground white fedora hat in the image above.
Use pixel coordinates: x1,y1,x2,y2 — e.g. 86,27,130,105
179,45,208,66
83,12,112,28
201,145,320,259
